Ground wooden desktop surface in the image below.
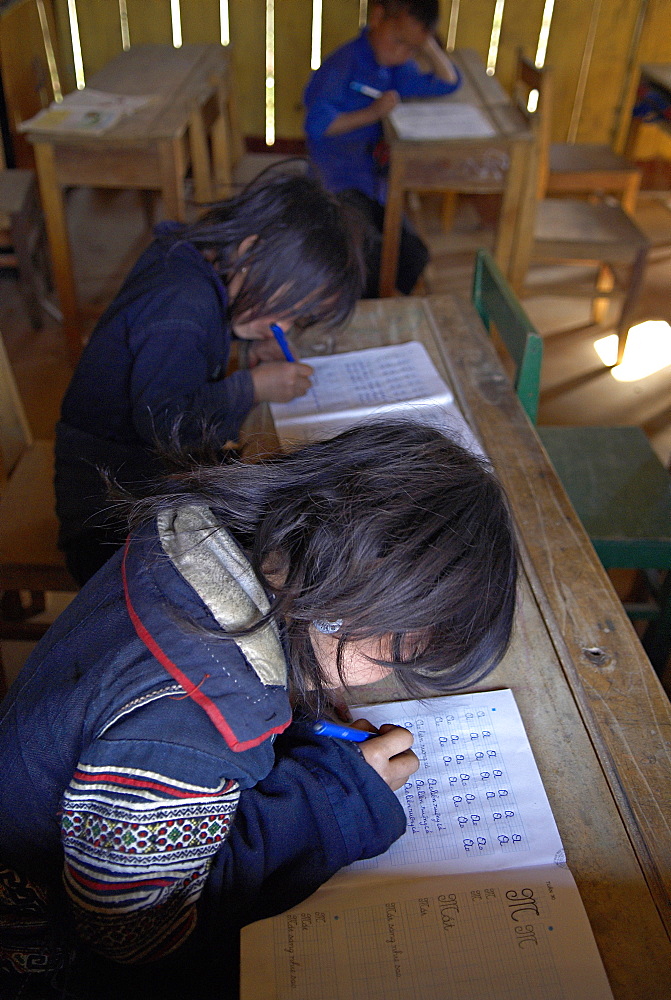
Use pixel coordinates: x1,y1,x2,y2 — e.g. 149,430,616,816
241,295,671,998
24,43,230,362
379,50,533,296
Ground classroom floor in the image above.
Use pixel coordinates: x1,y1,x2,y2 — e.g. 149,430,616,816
2,179,671,692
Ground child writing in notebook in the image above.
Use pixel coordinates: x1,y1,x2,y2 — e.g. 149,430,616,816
0,421,517,1000
304,0,461,296
54,172,364,586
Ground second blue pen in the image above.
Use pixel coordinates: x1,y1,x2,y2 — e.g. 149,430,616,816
270,323,296,363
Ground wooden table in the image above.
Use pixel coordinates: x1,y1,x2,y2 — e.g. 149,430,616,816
24,43,232,362
242,295,671,998
624,63,671,157
379,49,533,297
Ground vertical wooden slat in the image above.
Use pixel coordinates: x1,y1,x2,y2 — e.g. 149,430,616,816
275,0,312,139
321,0,360,62
495,0,547,93
124,0,172,46
229,0,265,139
544,0,597,142
452,0,497,59
567,0,602,142
179,0,221,45
51,0,76,94
576,0,640,146
72,0,124,77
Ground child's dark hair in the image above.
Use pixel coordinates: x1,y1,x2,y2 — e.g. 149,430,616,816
181,171,365,331
376,0,440,31
126,421,518,711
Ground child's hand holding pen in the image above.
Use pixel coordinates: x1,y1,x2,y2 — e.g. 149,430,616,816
250,361,313,403
350,81,399,120
249,323,314,403
369,90,400,121
314,718,419,791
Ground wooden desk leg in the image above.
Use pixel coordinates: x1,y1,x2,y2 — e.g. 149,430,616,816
32,141,81,363
210,78,234,199
615,242,648,364
188,106,214,204
495,139,527,281
504,139,539,293
622,170,641,216
158,137,187,222
210,113,233,199
379,157,404,297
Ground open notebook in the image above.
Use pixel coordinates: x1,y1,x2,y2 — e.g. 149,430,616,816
269,341,483,456
240,689,613,1000
389,101,496,141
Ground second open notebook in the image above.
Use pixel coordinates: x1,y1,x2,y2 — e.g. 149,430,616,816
240,689,613,1000
269,341,483,454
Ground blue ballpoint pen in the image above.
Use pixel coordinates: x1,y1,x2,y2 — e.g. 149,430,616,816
350,81,383,99
313,719,376,742
270,322,296,363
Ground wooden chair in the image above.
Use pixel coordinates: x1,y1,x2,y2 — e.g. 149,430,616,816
512,54,642,216
0,333,77,696
472,247,671,677
472,249,543,424
510,53,650,366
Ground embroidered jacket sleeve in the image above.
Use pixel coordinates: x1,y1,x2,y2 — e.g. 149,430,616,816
60,722,406,969
60,734,241,965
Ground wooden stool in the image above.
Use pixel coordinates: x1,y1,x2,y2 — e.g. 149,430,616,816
0,169,49,329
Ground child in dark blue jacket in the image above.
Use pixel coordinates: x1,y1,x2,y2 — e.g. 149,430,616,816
304,0,461,296
55,172,364,586
0,421,517,1000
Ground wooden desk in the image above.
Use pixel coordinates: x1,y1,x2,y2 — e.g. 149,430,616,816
379,50,533,297
242,295,671,997
624,63,671,157
24,43,231,362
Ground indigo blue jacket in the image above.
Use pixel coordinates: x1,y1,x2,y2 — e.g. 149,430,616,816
304,28,461,201
0,506,405,995
55,223,255,549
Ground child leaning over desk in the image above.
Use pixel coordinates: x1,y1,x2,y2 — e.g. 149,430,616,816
304,0,461,297
0,422,518,1000
54,172,363,587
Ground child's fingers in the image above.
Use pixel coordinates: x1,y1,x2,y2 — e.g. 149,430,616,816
334,701,353,723
250,362,314,403
360,725,419,791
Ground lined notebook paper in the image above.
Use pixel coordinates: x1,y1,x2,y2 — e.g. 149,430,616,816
241,689,613,1000
389,101,496,140
269,341,483,455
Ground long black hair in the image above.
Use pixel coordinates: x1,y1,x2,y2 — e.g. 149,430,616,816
125,421,518,710
376,0,440,30
180,170,365,331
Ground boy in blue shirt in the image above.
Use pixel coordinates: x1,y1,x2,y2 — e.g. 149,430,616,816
304,0,461,296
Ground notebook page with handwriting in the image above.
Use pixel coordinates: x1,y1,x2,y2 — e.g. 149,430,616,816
240,689,613,999
389,101,496,140
269,341,483,455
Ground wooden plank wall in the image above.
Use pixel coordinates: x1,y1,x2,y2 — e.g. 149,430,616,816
2,0,671,166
